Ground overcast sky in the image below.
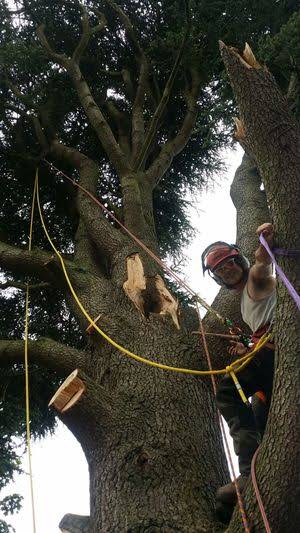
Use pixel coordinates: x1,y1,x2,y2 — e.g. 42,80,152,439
1,146,243,532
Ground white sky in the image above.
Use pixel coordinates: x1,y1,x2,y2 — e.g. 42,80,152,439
0,146,243,532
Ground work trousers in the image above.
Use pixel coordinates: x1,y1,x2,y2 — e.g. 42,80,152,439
216,347,274,475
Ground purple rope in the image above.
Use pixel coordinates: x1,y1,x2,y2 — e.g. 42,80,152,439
260,234,300,311
273,248,300,256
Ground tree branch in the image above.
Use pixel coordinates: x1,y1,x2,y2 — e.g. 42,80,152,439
32,115,49,152
121,68,135,99
221,41,300,533
0,240,62,284
105,100,131,157
37,24,129,177
133,1,191,171
146,69,200,185
0,338,87,375
36,24,69,64
104,0,143,58
47,142,126,260
72,4,106,65
0,281,51,291
4,77,36,111
131,58,148,162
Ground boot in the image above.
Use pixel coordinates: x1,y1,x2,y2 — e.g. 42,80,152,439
216,474,248,505
215,500,234,524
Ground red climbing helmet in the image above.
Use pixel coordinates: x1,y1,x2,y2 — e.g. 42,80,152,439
201,241,250,288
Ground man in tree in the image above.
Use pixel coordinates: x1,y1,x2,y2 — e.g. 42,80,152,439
202,222,276,504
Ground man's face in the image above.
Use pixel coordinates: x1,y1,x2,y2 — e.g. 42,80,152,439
213,258,244,287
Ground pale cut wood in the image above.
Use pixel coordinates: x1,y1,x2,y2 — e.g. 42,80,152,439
233,117,246,140
123,253,146,314
48,369,86,412
242,43,262,69
154,274,180,329
61,387,86,413
86,313,102,334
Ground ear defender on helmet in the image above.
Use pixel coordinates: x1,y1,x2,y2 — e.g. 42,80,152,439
201,241,250,288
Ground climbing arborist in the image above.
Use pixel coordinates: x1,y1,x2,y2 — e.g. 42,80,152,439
201,222,276,505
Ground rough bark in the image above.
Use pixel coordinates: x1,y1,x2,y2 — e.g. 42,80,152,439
221,43,300,533
61,308,228,533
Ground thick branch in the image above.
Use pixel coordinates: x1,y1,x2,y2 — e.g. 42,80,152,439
0,240,62,284
105,100,131,157
121,68,135,99
220,42,300,248
104,0,143,57
230,152,271,252
221,42,300,533
32,115,49,151
48,142,125,259
36,24,68,64
146,70,200,185
133,1,191,171
4,77,36,111
59,513,90,533
37,25,129,177
0,281,51,291
72,5,106,64
0,338,86,375
131,58,148,161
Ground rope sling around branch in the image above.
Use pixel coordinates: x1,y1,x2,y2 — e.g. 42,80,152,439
35,169,270,385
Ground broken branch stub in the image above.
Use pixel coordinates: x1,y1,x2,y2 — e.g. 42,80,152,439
233,117,246,141
219,41,264,71
123,254,180,328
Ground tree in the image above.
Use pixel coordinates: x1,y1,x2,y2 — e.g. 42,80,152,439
0,1,299,531
219,41,300,532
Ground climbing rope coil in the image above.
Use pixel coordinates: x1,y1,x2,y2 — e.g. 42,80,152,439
21,167,277,532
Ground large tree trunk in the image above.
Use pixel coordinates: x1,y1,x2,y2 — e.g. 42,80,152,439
221,44,300,533
60,290,229,533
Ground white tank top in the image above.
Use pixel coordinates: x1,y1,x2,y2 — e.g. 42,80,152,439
240,284,276,333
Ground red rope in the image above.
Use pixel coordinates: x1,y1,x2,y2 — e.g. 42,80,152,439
251,447,271,532
195,304,251,533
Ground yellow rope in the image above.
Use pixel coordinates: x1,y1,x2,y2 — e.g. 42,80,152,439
24,172,37,533
35,170,271,379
